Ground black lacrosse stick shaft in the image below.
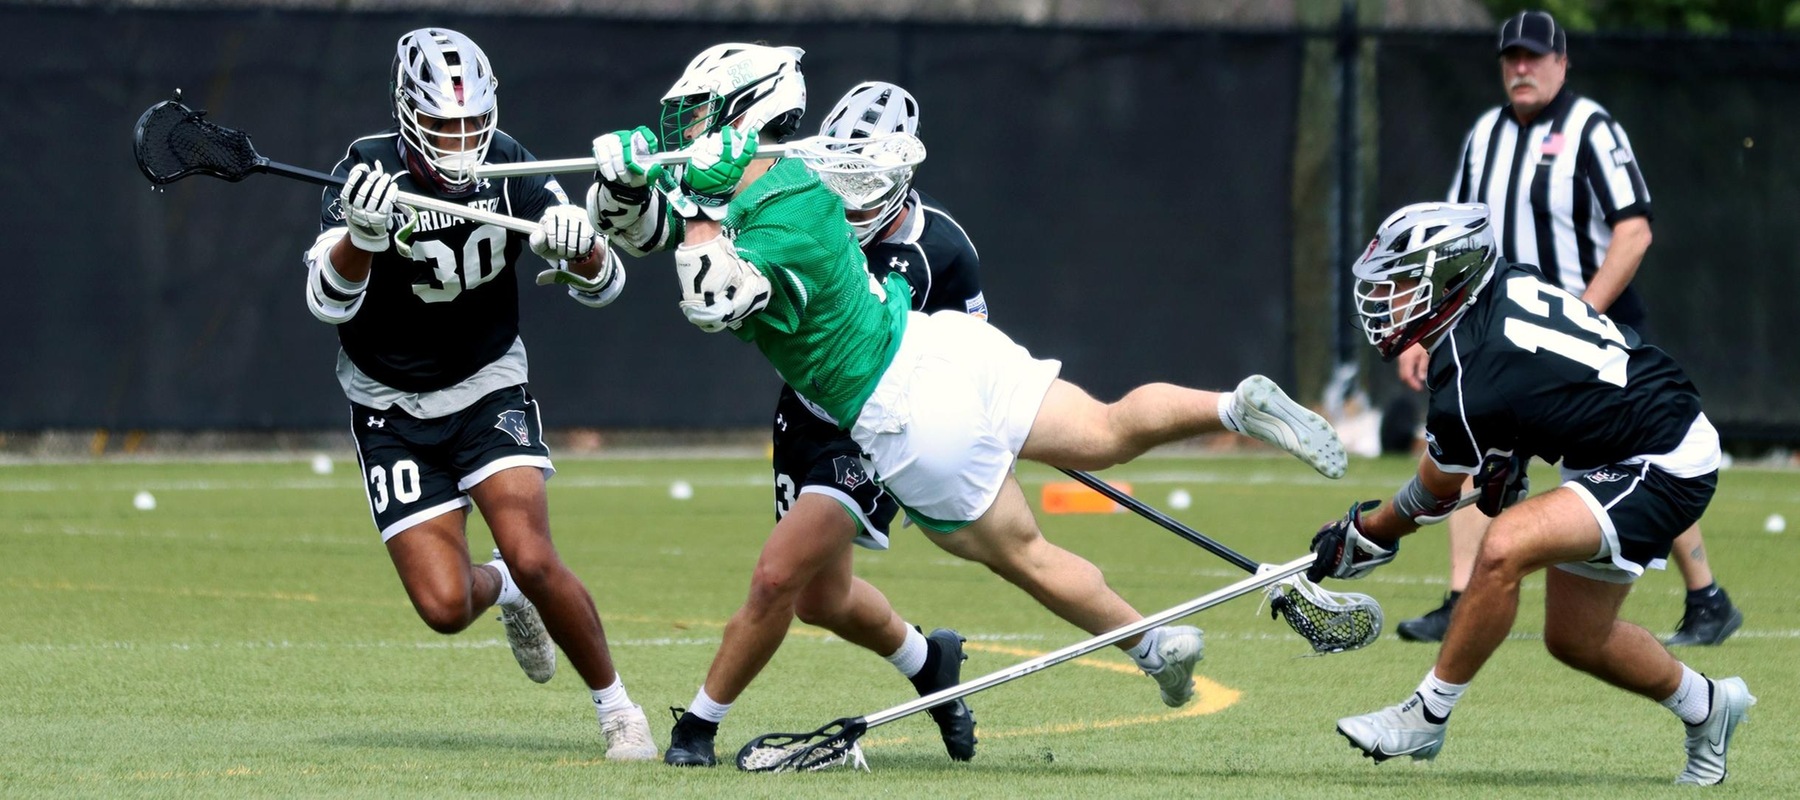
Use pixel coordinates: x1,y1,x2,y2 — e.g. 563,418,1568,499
1056,468,1260,573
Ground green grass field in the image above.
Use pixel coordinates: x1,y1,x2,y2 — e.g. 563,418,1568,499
2,453,1795,797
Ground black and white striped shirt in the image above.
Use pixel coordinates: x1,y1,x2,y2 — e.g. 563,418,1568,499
1449,88,1653,326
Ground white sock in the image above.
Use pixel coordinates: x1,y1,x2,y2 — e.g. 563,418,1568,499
1661,665,1711,726
884,626,929,678
1217,389,1244,433
689,686,732,724
1416,670,1466,722
485,558,524,609
1129,628,1166,671
590,677,633,716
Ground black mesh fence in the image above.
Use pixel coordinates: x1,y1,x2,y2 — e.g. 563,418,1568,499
3,7,1297,429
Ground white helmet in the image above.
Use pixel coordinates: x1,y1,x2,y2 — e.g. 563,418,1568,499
819,81,921,245
392,28,498,197
659,43,806,151
1352,202,1500,360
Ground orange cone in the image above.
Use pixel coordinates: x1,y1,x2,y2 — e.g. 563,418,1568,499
1040,480,1132,514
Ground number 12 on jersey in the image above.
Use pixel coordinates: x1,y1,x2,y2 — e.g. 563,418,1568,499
1500,276,1628,387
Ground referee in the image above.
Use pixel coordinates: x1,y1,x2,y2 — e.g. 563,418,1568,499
1391,9,1743,647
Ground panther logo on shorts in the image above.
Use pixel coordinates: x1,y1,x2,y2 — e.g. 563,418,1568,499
495,409,532,447
833,455,869,490
1585,468,1630,484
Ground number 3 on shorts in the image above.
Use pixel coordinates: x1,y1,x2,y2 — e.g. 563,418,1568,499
369,459,423,513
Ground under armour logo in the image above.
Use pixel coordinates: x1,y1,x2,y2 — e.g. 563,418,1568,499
888,256,909,272
366,416,385,429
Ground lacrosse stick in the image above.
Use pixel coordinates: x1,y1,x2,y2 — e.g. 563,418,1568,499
473,131,926,178
736,553,1317,772
133,91,535,234
1056,467,1390,654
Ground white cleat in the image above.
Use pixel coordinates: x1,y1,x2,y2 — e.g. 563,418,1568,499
490,551,556,684
1225,375,1348,479
1677,676,1755,786
1337,693,1447,763
600,703,660,761
1144,625,1205,708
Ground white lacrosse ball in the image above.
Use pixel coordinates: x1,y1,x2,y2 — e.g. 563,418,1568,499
133,490,157,511
670,480,694,501
1168,488,1192,510
310,453,334,475
1765,513,1786,534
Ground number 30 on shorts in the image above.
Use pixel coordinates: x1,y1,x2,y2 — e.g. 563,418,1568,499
369,459,423,513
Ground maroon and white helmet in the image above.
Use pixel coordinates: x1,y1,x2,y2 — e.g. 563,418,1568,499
1352,202,1500,360
392,28,498,197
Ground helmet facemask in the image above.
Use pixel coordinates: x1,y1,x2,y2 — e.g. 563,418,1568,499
1352,203,1499,360
393,29,498,197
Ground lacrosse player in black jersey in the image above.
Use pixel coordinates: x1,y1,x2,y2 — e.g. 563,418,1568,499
301,28,655,760
1307,202,1751,785
661,81,992,768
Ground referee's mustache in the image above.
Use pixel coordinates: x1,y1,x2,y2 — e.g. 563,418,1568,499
1508,76,1539,91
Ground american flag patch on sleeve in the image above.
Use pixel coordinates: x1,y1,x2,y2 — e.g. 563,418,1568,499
964,292,988,319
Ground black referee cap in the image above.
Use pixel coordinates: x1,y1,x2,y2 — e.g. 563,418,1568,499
1497,10,1567,56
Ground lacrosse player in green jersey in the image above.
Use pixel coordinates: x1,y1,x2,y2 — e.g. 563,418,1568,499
589,43,1348,764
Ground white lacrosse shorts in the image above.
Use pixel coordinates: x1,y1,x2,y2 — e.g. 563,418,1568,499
850,310,1061,532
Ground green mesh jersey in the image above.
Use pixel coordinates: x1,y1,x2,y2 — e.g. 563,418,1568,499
724,158,912,425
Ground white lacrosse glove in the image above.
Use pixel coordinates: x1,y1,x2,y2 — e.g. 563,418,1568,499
593,126,663,189
674,234,772,332
340,161,398,252
1307,500,1397,581
529,205,597,263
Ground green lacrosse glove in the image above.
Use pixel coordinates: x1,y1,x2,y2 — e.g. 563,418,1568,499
679,126,758,220
593,126,663,189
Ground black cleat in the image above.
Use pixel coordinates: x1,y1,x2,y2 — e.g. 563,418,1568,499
1396,593,1458,643
663,707,718,767
1666,598,1744,647
910,627,977,761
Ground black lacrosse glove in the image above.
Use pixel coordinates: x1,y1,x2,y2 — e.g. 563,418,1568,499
1308,500,1397,582
1474,453,1529,517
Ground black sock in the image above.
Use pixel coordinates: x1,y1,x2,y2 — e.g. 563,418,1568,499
909,637,944,695
678,711,719,736
1687,583,1725,605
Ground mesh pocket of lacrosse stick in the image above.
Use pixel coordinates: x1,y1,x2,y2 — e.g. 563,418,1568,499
1265,577,1383,654
789,132,926,212
133,98,265,184
735,718,870,773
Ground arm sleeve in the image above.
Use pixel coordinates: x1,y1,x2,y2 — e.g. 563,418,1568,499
1581,117,1652,224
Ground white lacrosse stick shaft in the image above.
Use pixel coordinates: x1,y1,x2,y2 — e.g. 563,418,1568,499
858,554,1315,730
392,189,536,234
471,133,923,180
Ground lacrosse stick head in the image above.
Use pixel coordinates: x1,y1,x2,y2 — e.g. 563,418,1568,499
1266,576,1383,654
790,133,926,235
133,93,266,185
735,717,870,773
819,81,921,244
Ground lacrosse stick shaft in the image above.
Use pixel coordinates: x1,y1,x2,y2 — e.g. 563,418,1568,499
859,554,1314,730
472,144,797,179
1057,468,1260,573
261,160,536,234
1061,467,1481,570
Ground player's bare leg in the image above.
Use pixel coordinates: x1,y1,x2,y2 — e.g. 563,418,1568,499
472,466,656,760
704,495,905,704
385,509,500,633
1542,568,1680,698
934,474,1204,707
1433,488,1606,685
1021,378,1344,478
